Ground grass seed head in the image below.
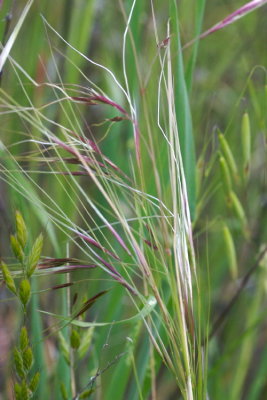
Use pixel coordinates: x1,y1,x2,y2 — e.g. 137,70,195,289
22,347,33,372
27,233,43,277
14,348,25,380
70,329,81,350
218,133,238,180
15,211,28,250
229,191,249,237
29,372,40,393
19,327,29,351
241,112,251,177
19,279,31,308
219,155,232,196
10,235,24,263
223,224,238,279
1,261,17,295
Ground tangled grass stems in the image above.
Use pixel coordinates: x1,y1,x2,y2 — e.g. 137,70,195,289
0,15,201,399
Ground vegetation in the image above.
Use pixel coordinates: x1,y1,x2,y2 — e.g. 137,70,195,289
0,1,266,399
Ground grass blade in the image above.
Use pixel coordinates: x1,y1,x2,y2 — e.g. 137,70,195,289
0,0,33,73
169,1,196,218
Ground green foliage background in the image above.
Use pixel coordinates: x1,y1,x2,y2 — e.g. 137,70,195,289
0,1,266,399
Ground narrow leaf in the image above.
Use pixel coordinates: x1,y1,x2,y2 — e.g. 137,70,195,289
39,296,157,327
0,0,34,73
74,290,108,319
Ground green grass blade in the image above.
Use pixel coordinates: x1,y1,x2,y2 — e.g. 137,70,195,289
185,0,206,91
0,0,33,73
169,1,196,218
64,0,97,85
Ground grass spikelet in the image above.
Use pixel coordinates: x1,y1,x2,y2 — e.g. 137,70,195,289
241,112,251,179
19,279,31,308
19,327,29,351
229,191,248,235
219,155,232,196
14,348,25,380
10,235,24,263
78,328,94,360
223,224,238,279
1,261,17,294
196,155,205,199
22,347,33,372
19,381,29,400
29,372,40,393
15,211,28,249
70,329,81,350
14,382,22,400
27,233,43,277
218,133,239,181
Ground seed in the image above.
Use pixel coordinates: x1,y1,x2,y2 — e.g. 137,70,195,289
19,279,31,308
27,233,43,277
10,235,24,263
1,262,16,295
218,133,238,180
219,155,232,196
223,224,238,279
229,191,249,238
241,112,251,177
15,211,27,249
196,155,205,199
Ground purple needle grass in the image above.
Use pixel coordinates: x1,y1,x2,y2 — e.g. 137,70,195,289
184,0,267,48
71,94,141,163
49,135,132,256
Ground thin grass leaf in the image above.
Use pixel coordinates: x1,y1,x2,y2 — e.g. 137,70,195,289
63,0,97,85
0,0,34,73
39,296,157,327
52,265,97,274
169,1,196,218
74,290,108,319
38,257,78,268
185,0,206,91
51,283,74,290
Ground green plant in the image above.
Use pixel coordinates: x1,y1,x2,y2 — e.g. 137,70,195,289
0,1,266,399
1,211,41,399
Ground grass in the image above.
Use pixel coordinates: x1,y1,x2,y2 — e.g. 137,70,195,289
0,1,266,399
